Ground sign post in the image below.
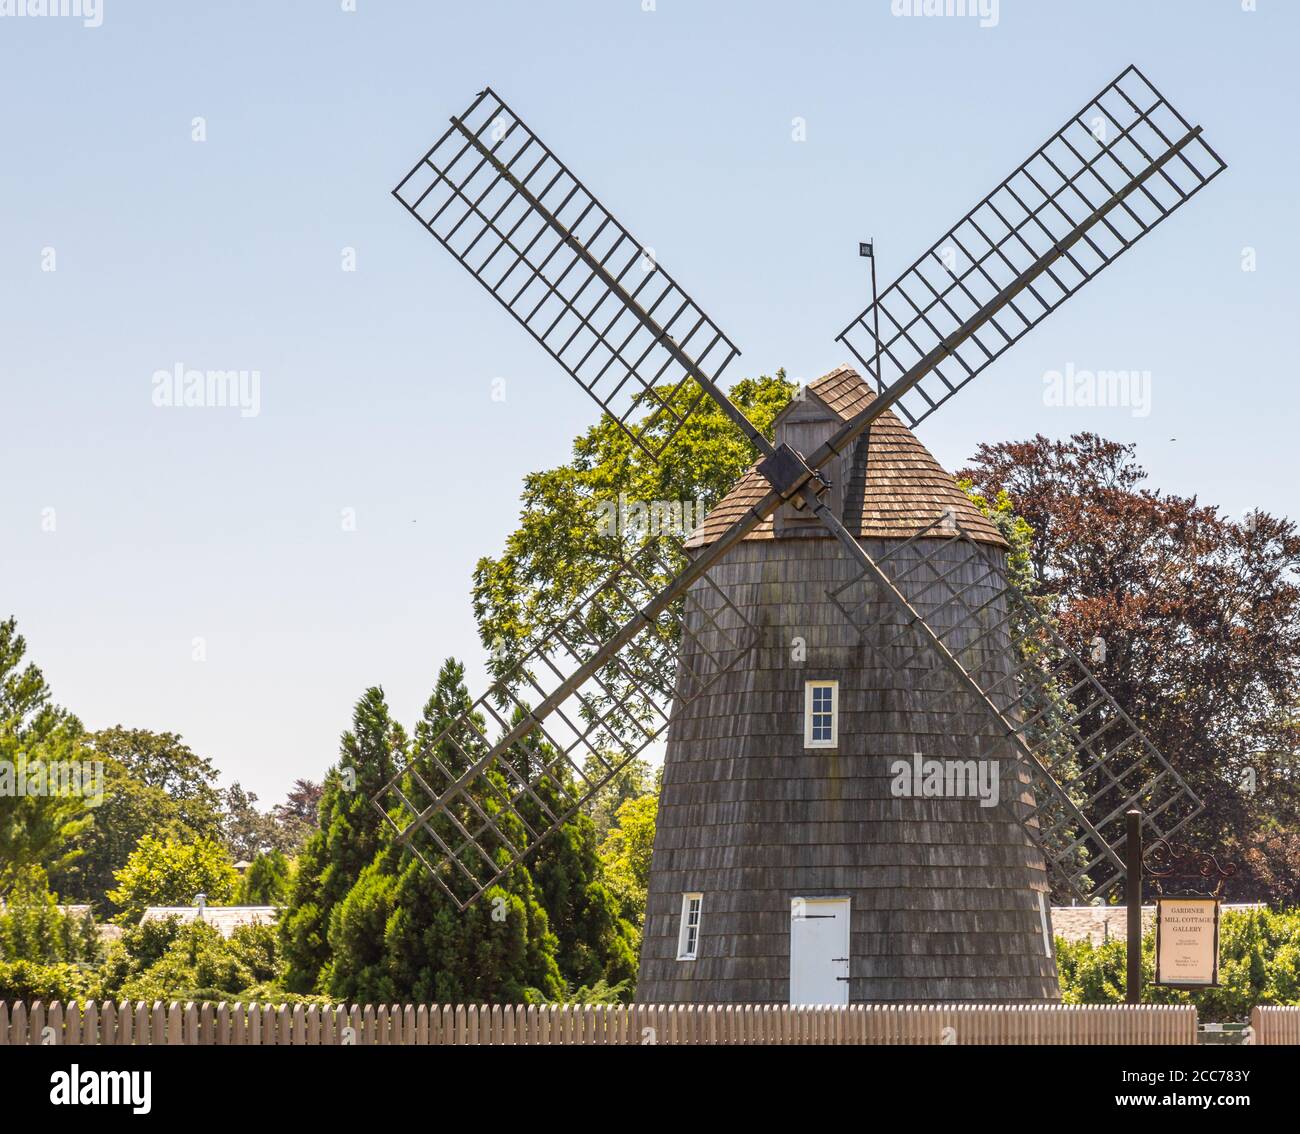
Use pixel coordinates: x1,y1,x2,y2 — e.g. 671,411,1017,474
1125,809,1142,1004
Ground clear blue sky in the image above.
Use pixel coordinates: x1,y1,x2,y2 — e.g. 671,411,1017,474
2,1,1294,803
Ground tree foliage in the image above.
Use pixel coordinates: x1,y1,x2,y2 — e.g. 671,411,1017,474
598,792,658,926
279,686,403,992
99,915,281,1003
0,866,98,964
318,662,565,1003
472,373,796,681
0,617,92,895
961,435,1300,901
279,660,645,1002
271,778,322,854
499,707,638,990
106,835,239,925
240,849,292,906
52,727,224,909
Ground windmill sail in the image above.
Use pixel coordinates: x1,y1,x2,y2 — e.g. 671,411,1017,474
393,87,748,461
837,65,1226,430
386,67,1224,911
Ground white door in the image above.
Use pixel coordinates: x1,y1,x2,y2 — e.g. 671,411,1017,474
789,897,851,1005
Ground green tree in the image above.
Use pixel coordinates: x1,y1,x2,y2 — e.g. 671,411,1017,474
598,791,658,925
1055,906,1300,1022
222,781,280,861
50,727,224,909
500,708,637,991
0,617,92,895
99,915,282,1002
88,727,222,828
107,835,238,925
328,660,564,1003
239,849,291,905
0,727,92,896
583,756,653,842
279,686,405,992
473,373,796,684
0,866,98,964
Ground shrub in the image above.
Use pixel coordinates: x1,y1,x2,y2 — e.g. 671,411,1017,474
1056,906,1300,1022
0,959,95,1002
98,915,285,1003
0,868,99,964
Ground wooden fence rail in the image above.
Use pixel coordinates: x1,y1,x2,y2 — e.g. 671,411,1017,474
1249,1006,1300,1045
0,1001,1198,1045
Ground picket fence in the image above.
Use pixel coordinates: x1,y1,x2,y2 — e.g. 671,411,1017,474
1249,1006,1300,1045
0,1000,1199,1045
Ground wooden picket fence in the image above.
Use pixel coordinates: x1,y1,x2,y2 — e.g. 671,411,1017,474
0,1000,1198,1045
1249,1006,1300,1045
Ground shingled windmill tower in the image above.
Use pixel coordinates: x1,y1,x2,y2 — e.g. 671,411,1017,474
381,67,1221,1006
637,365,1056,1003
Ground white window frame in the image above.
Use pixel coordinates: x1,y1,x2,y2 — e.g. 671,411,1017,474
677,892,703,960
804,680,839,748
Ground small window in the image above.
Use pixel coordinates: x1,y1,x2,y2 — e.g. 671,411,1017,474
804,680,839,748
677,893,702,960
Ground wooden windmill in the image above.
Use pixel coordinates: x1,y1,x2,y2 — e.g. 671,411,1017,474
381,66,1224,1003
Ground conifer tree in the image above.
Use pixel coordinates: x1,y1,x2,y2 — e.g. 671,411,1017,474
362,659,563,1002
279,686,404,992
500,707,637,992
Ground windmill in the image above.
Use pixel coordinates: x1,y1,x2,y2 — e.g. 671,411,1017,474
379,66,1224,1002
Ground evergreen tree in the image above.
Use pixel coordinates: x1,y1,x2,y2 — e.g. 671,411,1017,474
279,686,404,992
0,617,92,896
346,659,564,1003
501,708,637,992
239,849,291,905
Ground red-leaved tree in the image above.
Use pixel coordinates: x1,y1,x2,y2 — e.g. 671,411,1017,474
961,433,1300,904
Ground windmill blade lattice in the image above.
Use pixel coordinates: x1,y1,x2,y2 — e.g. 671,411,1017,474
393,87,745,462
373,538,758,909
837,65,1226,429
828,516,1202,900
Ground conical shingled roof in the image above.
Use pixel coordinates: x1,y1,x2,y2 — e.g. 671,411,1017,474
685,365,1006,549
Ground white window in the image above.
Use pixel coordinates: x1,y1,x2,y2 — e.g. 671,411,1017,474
804,680,839,748
677,893,702,960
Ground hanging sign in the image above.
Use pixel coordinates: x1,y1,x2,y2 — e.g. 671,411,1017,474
1153,896,1220,987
